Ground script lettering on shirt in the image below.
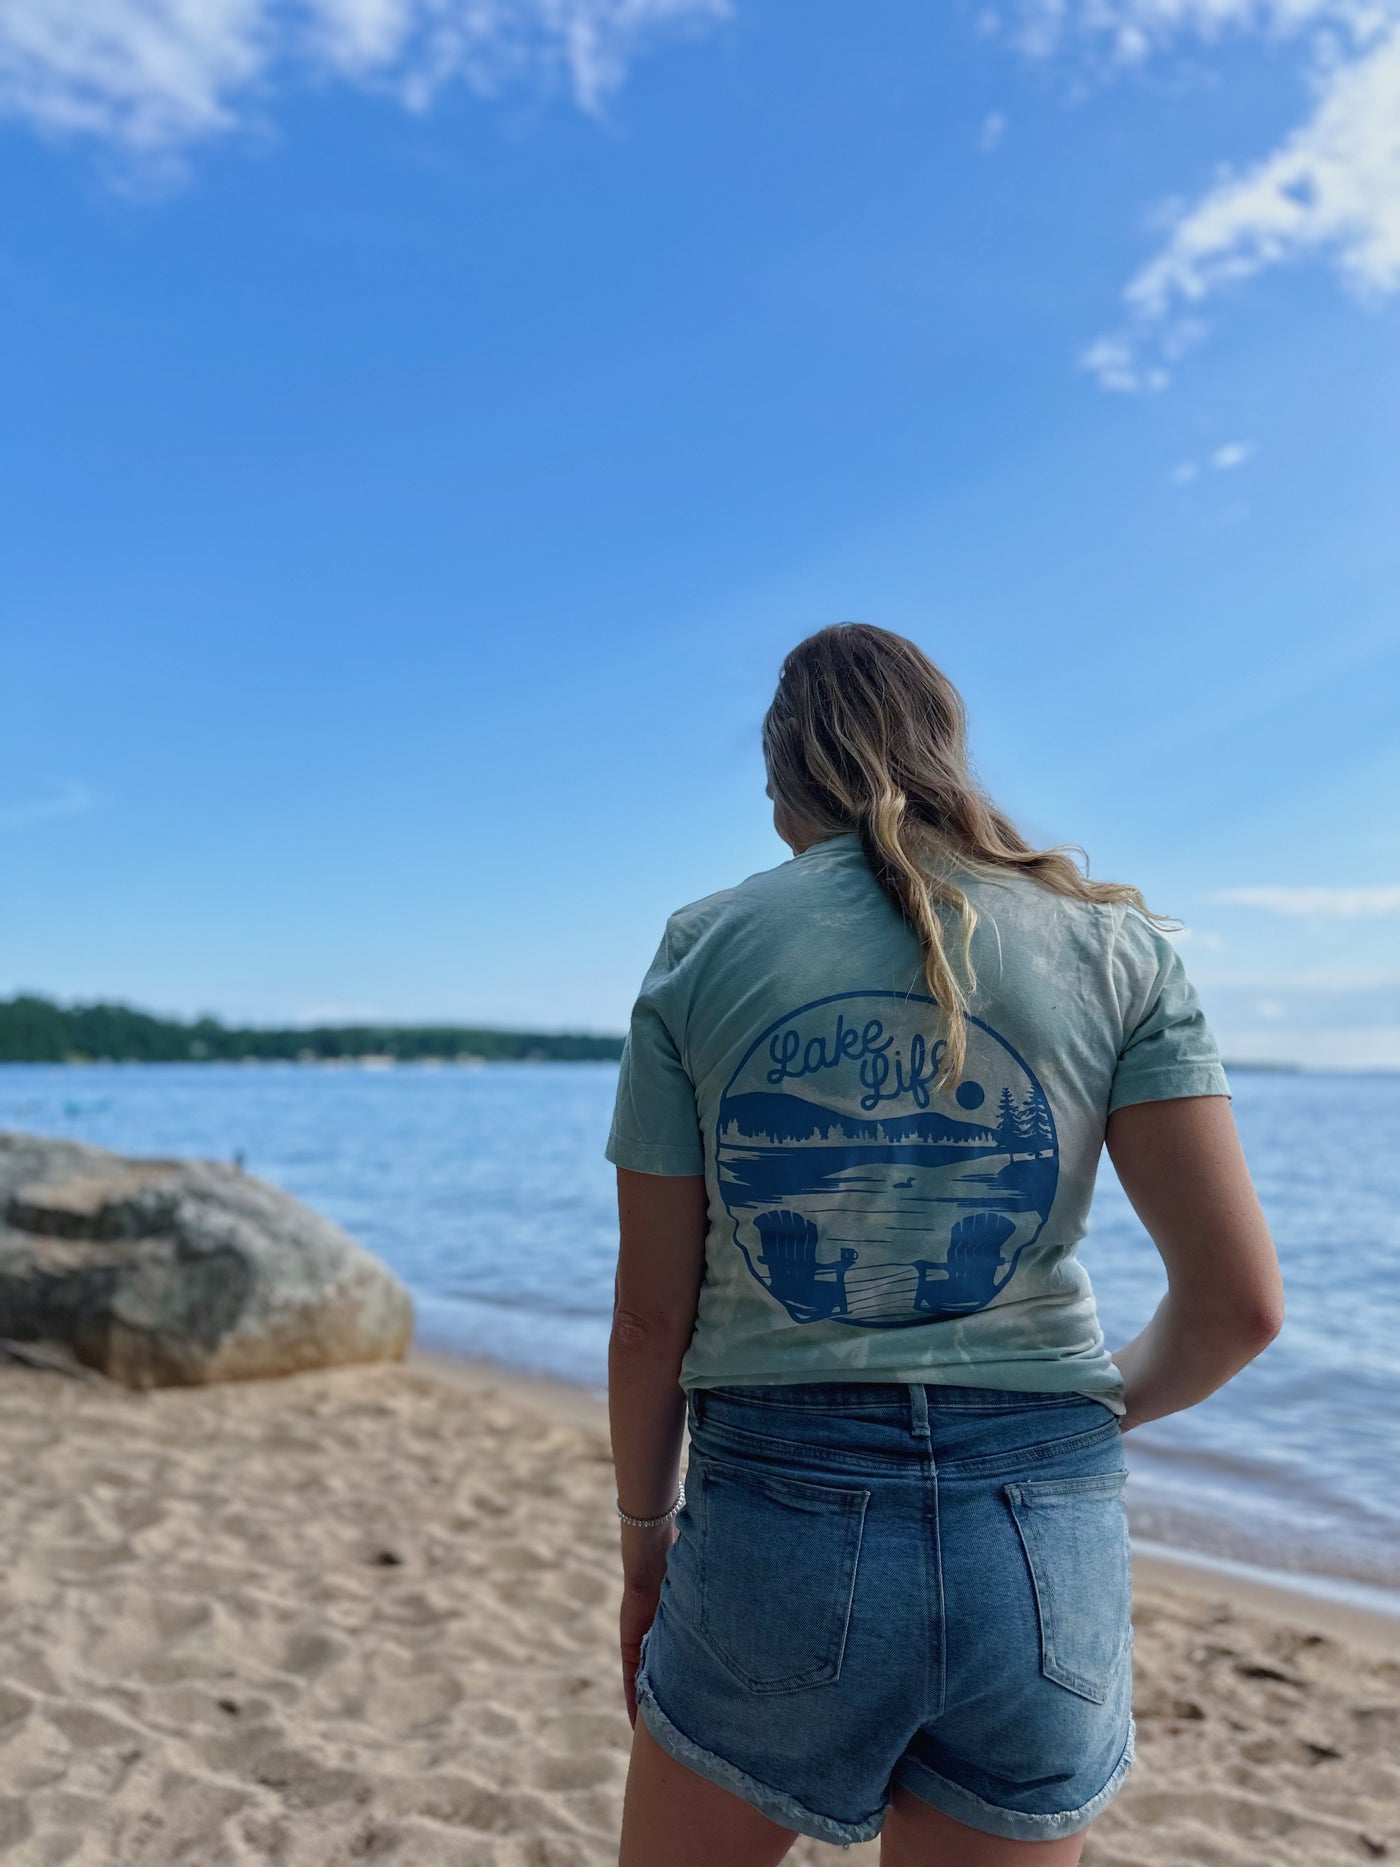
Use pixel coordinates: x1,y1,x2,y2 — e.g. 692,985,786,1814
766,1013,946,1112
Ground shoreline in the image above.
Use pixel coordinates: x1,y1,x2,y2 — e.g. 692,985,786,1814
407,1344,1400,1645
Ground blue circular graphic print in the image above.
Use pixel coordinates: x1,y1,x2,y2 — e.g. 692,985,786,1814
716,992,1059,1329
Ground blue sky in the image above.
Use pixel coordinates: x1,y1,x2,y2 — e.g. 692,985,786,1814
2,1,1397,1065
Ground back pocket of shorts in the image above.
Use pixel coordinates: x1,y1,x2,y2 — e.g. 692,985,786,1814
1003,1468,1132,1705
696,1455,870,1694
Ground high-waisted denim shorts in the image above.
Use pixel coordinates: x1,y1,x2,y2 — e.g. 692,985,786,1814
635,1381,1136,1847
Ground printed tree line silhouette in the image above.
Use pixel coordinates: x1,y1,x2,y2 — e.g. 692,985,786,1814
994,1083,1054,1159
720,1118,995,1148
720,1081,1055,1159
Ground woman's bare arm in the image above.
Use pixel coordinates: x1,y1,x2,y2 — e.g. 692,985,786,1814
609,1167,708,1515
1104,1095,1285,1434
608,1167,708,1722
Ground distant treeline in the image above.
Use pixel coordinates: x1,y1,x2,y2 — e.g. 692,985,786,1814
0,995,624,1065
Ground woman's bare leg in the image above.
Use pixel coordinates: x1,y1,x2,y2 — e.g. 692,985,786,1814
618,1716,799,1867
879,1783,1088,1867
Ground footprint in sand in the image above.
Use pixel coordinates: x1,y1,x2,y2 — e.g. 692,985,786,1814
43,1705,142,1751
362,1667,463,1736
251,1746,367,1812
280,1629,351,1678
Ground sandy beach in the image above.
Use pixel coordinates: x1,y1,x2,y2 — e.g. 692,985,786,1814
0,1351,1396,1867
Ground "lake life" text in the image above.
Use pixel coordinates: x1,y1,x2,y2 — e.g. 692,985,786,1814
765,1011,947,1112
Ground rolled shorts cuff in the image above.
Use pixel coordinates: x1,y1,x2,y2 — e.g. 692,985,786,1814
895,1715,1137,1844
635,1664,887,1847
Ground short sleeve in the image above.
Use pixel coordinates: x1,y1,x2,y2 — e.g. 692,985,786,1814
1109,910,1232,1114
605,924,705,1176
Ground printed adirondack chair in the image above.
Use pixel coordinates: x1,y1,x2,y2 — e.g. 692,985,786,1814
752,1209,858,1323
914,1211,1016,1317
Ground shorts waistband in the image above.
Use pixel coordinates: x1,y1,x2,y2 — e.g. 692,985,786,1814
691,1381,1090,1423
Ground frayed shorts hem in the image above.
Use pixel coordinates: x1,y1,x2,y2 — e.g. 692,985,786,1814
895,1714,1137,1843
634,1667,888,1846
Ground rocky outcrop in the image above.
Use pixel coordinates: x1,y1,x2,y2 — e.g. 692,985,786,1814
0,1134,413,1388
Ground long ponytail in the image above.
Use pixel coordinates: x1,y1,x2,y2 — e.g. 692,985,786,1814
762,624,1175,1094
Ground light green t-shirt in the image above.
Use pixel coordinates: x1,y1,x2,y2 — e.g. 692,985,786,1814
605,833,1232,1416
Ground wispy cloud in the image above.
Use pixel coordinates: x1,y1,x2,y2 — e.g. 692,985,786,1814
1210,439,1255,470
1169,926,1225,948
1195,966,1400,989
980,110,1008,152
1169,437,1256,481
1210,884,1400,917
997,2,1400,388
0,0,729,163
0,780,96,830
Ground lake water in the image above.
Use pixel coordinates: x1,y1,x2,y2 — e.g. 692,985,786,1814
3,1062,1397,1610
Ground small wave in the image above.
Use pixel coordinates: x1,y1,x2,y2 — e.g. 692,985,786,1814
433,1286,614,1322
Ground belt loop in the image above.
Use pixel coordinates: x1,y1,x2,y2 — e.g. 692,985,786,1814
908,1383,930,1439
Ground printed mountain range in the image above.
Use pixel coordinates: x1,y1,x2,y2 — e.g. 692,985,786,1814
719,1090,999,1149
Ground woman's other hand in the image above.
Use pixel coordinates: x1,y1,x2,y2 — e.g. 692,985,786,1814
619,1520,678,1725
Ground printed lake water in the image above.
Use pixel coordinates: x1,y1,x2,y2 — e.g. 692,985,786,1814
3,1062,1398,1608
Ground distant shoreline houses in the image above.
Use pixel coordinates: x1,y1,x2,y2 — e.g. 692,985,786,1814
1220,1059,1304,1072
0,995,624,1066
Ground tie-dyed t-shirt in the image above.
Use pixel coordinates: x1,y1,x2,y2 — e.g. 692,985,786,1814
605,833,1232,1416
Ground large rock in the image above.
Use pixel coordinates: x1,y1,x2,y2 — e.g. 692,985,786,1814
0,1133,413,1388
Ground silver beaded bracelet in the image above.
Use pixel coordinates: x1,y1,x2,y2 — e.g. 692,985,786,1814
615,1477,686,1529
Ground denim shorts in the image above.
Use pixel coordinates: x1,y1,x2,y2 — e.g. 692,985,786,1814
635,1381,1136,1847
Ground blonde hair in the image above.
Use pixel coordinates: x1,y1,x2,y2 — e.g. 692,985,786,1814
762,623,1178,1094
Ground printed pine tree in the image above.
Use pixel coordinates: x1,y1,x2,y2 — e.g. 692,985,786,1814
995,1085,1021,1155
1025,1085,1055,1157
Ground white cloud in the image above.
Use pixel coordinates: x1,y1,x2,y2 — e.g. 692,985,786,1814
0,0,729,158
0,780,95,830
1210,884,1400,916
1078,333,1168,391
1008,1,1364,65
1195,965,1400,988
0,1,261,151
1210,438,1255,468
980,109,1008,150
1168,437,1255,480
1003,2,1400,387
